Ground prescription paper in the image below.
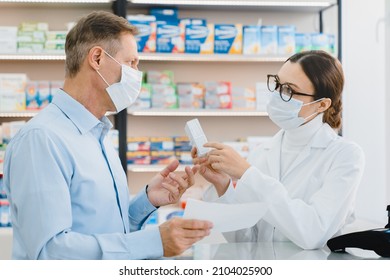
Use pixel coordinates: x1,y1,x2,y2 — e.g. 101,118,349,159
183,199,268,233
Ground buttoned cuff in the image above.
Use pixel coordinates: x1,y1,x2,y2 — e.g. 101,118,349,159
129,186,158,229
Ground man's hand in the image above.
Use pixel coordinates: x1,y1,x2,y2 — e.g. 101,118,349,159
159,218,213,257
147,159,198,207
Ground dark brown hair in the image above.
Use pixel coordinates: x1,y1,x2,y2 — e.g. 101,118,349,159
287,50,344,129
65,11,138,78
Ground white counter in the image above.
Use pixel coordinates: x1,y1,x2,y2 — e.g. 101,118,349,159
192,241,386,260
0,228,12,260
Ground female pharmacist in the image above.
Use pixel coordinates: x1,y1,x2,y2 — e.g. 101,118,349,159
192,50,365,249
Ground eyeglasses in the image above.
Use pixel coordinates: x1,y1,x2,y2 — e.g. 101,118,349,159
267,74,315,102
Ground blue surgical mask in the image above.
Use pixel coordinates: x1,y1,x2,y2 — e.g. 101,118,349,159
266,92,324,130
96,51,142,113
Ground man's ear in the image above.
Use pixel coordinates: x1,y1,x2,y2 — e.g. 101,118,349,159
88,46,104,71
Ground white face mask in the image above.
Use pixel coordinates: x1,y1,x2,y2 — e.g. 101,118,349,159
266,91,324,130
96,51,142,113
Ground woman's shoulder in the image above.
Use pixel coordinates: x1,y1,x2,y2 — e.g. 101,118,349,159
329,133,364,162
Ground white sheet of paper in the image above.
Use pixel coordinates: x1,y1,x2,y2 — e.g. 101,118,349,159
183,199,268,233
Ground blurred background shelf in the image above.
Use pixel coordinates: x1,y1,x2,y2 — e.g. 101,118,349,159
128,109,268,117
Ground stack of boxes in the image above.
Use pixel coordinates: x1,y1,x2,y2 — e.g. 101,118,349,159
177,83,205,109
184,19,214,54
127,136,192,165
0,26,17,54
0,12,335,56
0,74,27,112
0,21,68,54
17,22,66,53
0,74,61,112
127,134,272,166
25,80,62,110
0,173,11,228
204,81,232,109
126,8,335,57
128,69,271,111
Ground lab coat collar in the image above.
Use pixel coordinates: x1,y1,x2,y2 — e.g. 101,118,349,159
263,123,338,180
281,123,338,179
263,123,338,150
310,123,339,148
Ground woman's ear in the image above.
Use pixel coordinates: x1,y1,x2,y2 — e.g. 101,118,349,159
318,98,332,113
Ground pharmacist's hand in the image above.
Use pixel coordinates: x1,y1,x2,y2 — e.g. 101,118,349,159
159,218,213,257
204,142,251,180
191,147,231,197
147,159,198,207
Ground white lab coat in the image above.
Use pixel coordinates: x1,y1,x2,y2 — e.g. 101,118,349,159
204,122,365,249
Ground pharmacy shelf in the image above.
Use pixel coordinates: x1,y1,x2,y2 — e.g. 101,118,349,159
0,228,12,236
0,53,287,63
0,111,39,118
0,54,65,61
128,0,336,12
128,164,190,172
0,111,117,118
139,53,287,62
0,0,111,8
0,0,110,2
128,109,268,117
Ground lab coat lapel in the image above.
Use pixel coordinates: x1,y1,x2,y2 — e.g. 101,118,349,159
265,130,283,180
281,124,337,180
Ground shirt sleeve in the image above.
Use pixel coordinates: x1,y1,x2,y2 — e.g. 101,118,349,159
4,128,163,260
128,186,158,231
229,143,365,249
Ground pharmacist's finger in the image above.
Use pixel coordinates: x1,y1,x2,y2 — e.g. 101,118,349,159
191,165,200,175
204,142,224,150
191,147,198,158
192,156,207,165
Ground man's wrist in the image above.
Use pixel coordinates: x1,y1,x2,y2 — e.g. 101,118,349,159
145,185,160,209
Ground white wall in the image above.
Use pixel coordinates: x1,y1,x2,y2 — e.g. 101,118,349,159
342,0,388,224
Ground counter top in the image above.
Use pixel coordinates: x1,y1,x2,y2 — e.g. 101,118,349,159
190,241,387,260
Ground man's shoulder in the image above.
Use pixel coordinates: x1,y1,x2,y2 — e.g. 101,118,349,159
10,105,65,143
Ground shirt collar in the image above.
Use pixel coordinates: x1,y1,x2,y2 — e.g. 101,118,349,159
51,89,113,135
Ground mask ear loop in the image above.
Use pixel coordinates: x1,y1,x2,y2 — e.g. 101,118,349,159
302,97,325,107
96,69,110,87
99,50,123,87
302,98,326,121
103,50,121,66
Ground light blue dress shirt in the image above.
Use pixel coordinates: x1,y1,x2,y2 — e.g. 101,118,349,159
3,89,163,259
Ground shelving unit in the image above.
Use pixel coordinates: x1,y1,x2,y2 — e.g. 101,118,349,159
127,0,335,12
0,227,12,236
0,111,39,118
0,0,341,193
0,53,286,62
128,164,189,172
128,108,268,117
124,0,340,192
